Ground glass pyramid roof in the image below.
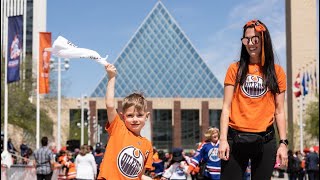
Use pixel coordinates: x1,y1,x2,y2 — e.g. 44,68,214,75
91,1,223,98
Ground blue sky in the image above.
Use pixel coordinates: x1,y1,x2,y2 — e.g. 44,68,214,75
47,0,286,98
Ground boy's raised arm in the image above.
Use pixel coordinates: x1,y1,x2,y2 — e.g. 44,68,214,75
105,64,118,124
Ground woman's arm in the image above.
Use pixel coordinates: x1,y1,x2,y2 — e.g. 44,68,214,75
218,85,234,160
274,91,288,167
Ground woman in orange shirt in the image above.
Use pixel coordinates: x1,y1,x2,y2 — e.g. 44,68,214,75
218,19,288,180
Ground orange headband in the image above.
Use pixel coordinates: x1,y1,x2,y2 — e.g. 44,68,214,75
245,20,266,66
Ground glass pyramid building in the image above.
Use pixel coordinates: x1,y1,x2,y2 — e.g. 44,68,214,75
91,1,223,98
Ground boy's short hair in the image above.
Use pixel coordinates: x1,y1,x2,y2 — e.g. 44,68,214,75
204,127,219,141
122,92,147,112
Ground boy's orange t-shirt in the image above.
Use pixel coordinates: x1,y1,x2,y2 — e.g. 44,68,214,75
98,114,153,180
224,62,286,132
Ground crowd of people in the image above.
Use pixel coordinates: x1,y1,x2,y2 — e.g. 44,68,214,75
1,137,105,180
2,135,319,180
286,147,319,180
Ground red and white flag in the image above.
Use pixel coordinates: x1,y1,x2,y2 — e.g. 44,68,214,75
293,73,301,98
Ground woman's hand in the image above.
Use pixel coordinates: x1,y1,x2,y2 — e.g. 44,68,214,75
276,144,288,167
218,139,230,160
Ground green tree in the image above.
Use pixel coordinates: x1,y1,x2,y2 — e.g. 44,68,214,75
305,95,319,140
1,55,54,148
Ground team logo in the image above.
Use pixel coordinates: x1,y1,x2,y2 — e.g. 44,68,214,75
241,75,267,98
208,148,220,162
174,166,186,176
117,146,144,178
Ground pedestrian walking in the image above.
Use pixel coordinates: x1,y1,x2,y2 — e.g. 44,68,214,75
305,147,319,180
75,144,97,180
33,136,55,180
218,19,288,180
188,127,221,180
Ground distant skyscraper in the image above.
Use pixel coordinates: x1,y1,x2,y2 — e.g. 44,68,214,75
91,1,223,98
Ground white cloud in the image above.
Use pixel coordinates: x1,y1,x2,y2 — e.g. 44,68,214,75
202,0,286,82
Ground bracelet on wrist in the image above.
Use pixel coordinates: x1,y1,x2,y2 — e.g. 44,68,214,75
279,139,289,146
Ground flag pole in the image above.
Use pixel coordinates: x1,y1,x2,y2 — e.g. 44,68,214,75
299,68,304,153
3,15,8,152
299,94,303,153
36,38,40,149
22,0,26,86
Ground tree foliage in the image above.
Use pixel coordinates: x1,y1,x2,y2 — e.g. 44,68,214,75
305,95,319,140
1,55,54,148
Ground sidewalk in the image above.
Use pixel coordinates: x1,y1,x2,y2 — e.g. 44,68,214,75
271,172,289,180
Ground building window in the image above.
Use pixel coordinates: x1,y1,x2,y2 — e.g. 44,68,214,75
209,109,222,128
69,109,88,142
181,110,200,149
152,110,172,150
97,109,109,145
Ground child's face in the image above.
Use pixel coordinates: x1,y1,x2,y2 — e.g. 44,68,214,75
123,106,149,136
67,153,73,160
211,132,219,143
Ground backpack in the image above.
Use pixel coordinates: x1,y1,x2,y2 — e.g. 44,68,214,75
293,157,302,172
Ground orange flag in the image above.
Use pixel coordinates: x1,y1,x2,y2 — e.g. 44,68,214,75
39,32,52,94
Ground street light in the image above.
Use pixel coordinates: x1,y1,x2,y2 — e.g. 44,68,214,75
77,121,88,142
50,57,70,151
88,115,98,145
77,94,88,145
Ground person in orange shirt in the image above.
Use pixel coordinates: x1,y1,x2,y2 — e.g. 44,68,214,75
218,19,288,180
97,63,153,180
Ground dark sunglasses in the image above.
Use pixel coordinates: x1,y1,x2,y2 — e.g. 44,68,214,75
241,35,260,45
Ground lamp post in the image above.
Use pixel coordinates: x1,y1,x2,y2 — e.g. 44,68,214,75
97,124,102,144
50,57,70,151
78,94,88,145
77,121,88,144
88,115,97,146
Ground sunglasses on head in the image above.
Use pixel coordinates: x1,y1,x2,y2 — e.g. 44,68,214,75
244,20,266,32
241,35,260,45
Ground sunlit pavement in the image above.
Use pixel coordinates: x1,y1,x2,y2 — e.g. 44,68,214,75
184,173,289,179
271,172,289,180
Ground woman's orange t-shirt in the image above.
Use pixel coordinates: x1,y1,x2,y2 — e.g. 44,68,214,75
224,62,286,132
97,114,153,180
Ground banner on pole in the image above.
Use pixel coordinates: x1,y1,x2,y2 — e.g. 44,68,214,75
7,15,23,83
39,32,52,94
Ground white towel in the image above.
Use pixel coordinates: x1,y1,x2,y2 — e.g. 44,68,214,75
52,36,109,65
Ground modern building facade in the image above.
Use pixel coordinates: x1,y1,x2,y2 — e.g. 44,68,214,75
2,0,318,151
77,1,224,150
286,0,319,151
59,0,319,150
1,0,47,81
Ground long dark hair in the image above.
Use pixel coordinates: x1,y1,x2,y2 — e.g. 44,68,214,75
235,20,280,94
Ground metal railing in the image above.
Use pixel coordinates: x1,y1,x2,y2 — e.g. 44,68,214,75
1,164,60,180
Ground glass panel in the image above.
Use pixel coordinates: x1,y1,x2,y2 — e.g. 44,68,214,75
209,109,222,128
181,110,200,149
152,109,173,150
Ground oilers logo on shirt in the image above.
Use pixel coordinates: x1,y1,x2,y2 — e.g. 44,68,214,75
117,146,144,178
241,75,267,98
208,148,220,162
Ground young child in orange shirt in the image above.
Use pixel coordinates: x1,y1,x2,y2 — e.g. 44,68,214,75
97,64,153,180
